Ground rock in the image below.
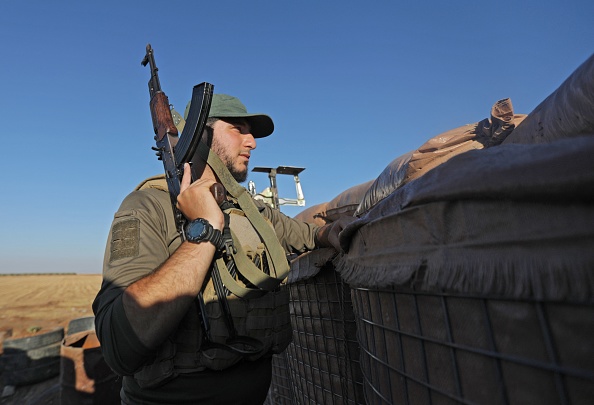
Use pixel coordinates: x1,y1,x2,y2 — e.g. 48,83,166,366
2,385,15,398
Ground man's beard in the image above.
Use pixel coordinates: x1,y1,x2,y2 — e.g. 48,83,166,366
228,164,248,183
211,142,248,183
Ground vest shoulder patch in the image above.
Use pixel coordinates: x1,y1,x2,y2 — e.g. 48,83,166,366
110,218,140,262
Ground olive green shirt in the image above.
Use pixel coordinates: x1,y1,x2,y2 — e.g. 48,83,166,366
92,176,319,402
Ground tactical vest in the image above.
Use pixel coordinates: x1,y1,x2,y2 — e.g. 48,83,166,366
132,143,292,389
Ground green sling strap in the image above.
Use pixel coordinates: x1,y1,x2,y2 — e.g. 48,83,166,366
196,142,290,298
173,108,290,297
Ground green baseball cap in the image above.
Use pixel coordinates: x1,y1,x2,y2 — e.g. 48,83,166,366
184,93,274,138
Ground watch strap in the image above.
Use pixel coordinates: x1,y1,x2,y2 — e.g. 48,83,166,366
185,218,224,250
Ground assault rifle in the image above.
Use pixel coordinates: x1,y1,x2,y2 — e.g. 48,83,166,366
141,42,218,342
141,44,262,356
141,44,222,217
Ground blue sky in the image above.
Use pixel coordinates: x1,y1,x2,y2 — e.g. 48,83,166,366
0,1,592,274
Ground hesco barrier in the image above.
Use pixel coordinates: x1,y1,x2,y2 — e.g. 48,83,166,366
335,135,594,404
266,248,365,405
267,54,594,404
264,351,295,405
347,287,594,405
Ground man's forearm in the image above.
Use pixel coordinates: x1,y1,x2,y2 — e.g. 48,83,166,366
314,224,331,248
122,241,215,349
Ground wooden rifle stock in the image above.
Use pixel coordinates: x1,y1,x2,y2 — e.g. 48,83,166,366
150,92,178,142
141,44,178,142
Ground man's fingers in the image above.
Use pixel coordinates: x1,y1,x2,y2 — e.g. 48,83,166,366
180,163,192,193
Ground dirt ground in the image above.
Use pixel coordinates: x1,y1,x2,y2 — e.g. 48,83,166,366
0,274,103,404
0,274,102,340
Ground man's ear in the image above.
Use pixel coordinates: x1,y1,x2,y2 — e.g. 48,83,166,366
189,152,208,181
189,126,215,180
202,124,215,147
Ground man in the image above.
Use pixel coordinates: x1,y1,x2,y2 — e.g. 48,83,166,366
93,94,349,404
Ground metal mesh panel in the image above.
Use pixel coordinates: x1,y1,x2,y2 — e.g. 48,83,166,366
285,264,365,404
352,288,594,405
265,351,296,405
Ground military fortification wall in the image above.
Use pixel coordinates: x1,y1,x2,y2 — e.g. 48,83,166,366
268,53,594,405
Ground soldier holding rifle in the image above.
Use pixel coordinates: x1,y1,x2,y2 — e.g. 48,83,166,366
93,45,350,404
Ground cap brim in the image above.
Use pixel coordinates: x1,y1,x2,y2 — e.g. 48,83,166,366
211,113,274,138
246,114,274,138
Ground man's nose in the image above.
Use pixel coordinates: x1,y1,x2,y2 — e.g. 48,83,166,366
244,133,256,149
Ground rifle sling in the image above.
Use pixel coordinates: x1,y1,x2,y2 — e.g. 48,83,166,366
210,260,264,355
228,229,285,290
215,257,266,299
196,142,290,290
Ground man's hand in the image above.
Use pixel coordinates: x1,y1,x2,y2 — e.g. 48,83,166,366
122,162,223,350
315,215,357,252
177,163,224,230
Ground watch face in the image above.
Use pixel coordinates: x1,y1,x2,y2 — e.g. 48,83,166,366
186,219,207,240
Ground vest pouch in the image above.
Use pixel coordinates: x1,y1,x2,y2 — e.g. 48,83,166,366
198,284,292,369
244,243,269,275
135,207,294,375
133,303,207,387
133,339,177,389
247,286,292,355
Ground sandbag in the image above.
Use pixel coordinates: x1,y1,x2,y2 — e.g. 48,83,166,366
298,181,373,225
293,202,329,226
503,53,594,144
323,180,374,221
338,135,594,299
356,98,526,216
294,180,373,225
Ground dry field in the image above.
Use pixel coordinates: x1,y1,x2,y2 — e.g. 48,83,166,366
0,274,102,341
0,274,102,404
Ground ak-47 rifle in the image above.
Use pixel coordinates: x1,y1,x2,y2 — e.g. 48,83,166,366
141,43,222,219
141,43,219,343
141,44,262,356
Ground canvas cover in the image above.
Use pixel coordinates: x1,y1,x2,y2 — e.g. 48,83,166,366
504,53,594,144
337,135,594,301
356,98,526,216
293,181,373,226
324,180,374,221
293,202,329,226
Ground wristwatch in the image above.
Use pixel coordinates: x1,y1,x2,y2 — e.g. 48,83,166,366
184,218,223,250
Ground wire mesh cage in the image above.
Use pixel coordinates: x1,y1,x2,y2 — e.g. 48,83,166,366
351,287,594,405
265,351,296,405
284,249,365,405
